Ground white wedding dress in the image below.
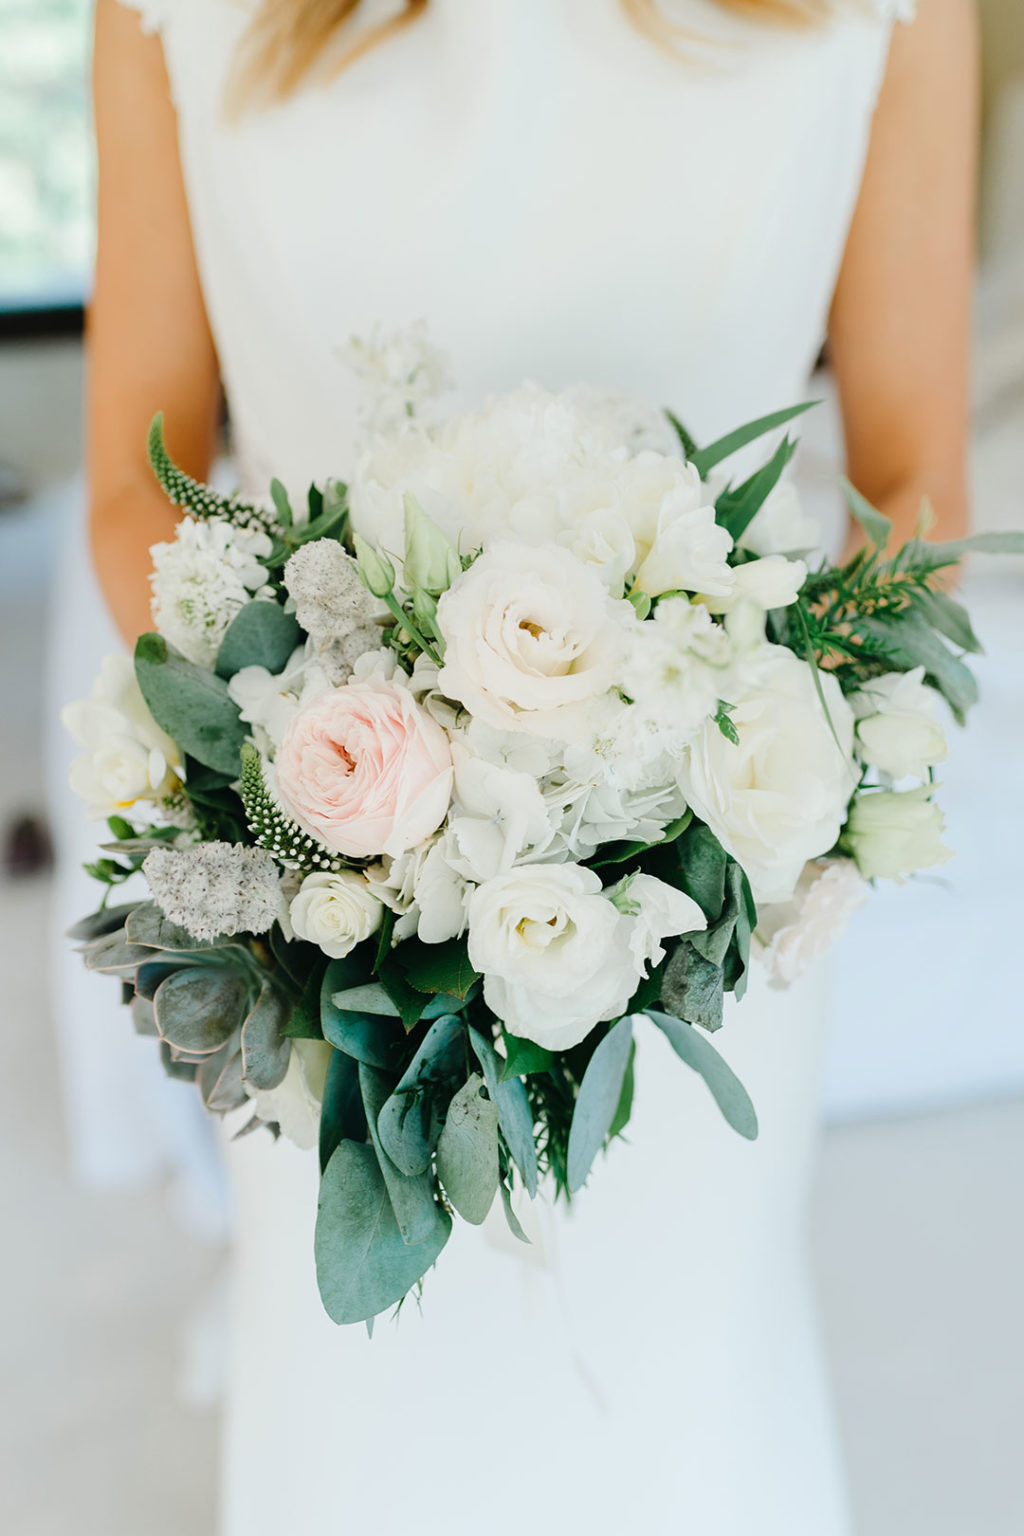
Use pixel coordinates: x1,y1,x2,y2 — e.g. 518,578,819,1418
107,2,911,1530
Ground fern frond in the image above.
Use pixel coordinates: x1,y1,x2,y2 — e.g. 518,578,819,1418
148,415,280,536
239,743,345,873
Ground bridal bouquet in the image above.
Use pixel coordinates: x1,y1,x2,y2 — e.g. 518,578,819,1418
65,340,1021,1324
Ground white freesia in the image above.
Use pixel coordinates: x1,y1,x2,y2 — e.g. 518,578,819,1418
288,870,384,959
245,1038,333,1150
754,859,869,988
676,643,856,904
739,480,821,557
150,517,274,668
436,541,629,736
62,653,183,820
846,785,953,881
850,666,948,779
700,554,807,614
632,495,734,598
467,864,701,1050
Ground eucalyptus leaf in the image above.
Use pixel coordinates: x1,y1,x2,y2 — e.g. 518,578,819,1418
130,994,158,1038
361,1064,451,1246
675,822,729,922
240,982,292,1091
135,957,193,1001
842,478,892,550
469,1027,538,1197
499,1180,531,1245
646,1010,758,1140
912,587,983,656
331,982,401,1017
319,1048,366,1174
436,1073,500,1225
858,612,979,723
80,932,154,976
566,1017,635,1193
215,600,302,681
134,633,249,777
154,966,249,1055
661,940,725,1033
203,1047,248,1113
125,901,220,954
315,1140,451,1325
281,957,327,1039
67,902,141,943
376,1013,466,1177
690,401,817,478
590,812,693,868
608,1039,637,1141
320,958,406,1070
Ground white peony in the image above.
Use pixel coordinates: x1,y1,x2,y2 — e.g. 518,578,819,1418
62,654,183,820
436,541,629,736
467,864,701,1050
850,667,948,780
288,870,383,959
245,1038,333,1150
739,480,821,558
846,785,953,881
150,517,275,669
699,554,807,614
676,643,857,905
754,859,869,988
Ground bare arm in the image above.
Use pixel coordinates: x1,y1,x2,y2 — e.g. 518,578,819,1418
829,0,978,556
89,0,221,645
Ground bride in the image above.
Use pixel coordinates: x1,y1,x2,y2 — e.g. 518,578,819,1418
84,0,974,1531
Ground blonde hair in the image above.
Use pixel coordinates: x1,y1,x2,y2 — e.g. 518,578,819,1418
231,0,832,107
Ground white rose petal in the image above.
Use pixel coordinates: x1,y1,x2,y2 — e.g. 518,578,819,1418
288,870,384,959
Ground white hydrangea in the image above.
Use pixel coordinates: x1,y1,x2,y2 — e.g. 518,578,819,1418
283,539,383,683
150,517,275,669
754,859,869,988
142,841,283,942
343,320,454,437
620,598,731,751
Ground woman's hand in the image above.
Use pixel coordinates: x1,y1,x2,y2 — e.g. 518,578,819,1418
90,0,222,646
829,0,978,562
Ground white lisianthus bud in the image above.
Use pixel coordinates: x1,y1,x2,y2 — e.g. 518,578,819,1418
699,555,807,614
846,786,953,881
850,667,948,780
403,493,462,595
352,532,397,599
289,870,384,958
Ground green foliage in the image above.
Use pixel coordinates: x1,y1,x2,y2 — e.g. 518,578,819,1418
215,601,302,681
566,1017,635,1193
319,1048,366,1174
500,1031,555,1082
239,981,292,1091
315,1140,451,1326
321,955,407,1071
714,435,797,543
397,938,481,999
435,1073,500,1225
665,409,698,460
713,700,739,745
689,400,817,478
469,1026,539,1198
376,1013,466,1177
646,1010,758,1140
152,966,251,1056
134,633,249,777
361,1064,450,1246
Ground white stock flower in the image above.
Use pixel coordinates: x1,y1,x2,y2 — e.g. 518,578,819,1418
676,643,856,905
150,518,275,669
143,842,283,942
246,1038,333,1150
62,654,183,820
850,667,948,780
631,471,734,598
288,870,383,959
343,320,454,437
436,542,627,736
846,785,953,881
754,859,869,988
739,480,821,557
699,554,807,614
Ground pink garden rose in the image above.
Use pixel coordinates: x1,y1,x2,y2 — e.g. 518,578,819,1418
275,676,454,859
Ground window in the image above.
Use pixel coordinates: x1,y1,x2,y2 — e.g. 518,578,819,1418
0,0,92,315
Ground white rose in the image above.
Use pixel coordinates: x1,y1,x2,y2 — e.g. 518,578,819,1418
700,554,807,614
288,870,383,959
436,541,627,736
754,858,869,988
739,480,821,557
846,785,953,881
246,1038,333,1150
467,864,631,1050
676,643,856,904
62,653,183,820
850,667,948,780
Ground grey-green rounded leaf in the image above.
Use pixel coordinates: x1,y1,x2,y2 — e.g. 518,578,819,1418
566,1017,635,1194
436,1073,499,1226
153,966,250,1056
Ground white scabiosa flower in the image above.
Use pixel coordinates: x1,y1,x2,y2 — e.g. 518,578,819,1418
142,841,283,942
150,517,275,669
62,654,183,820
288,870,383,959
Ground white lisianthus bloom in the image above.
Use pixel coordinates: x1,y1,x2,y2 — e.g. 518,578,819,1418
676,643,856,904
850,666,948,780
739,480,821,558
288,870,383,959
699,554,807,614
754,859,869,988
245,1038,333,1150
846,785,953,881
62,654,183,820
150,517,275,669
632,496,735,598
436,542,628,736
